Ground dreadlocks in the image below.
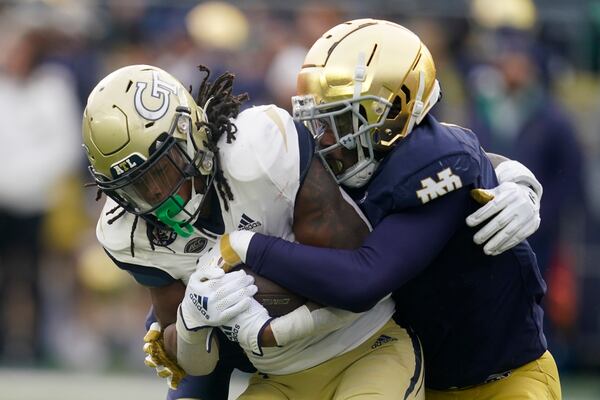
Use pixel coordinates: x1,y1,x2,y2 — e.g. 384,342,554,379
195,65,249,212
91,65,249,257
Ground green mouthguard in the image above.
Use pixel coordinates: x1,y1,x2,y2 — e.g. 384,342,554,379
154,194,194,237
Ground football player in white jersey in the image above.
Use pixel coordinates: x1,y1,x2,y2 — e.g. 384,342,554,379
83,64,421,400
82,64,543,400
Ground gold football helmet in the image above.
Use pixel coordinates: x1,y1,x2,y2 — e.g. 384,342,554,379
82,65,214,235
293,19,441,187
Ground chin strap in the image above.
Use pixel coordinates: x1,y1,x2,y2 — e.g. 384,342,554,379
154,194,194,237
405,70,426,136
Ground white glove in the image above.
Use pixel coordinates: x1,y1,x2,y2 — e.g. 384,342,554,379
467,181,540,256
494,159,543,200
220,297,272,356
179,264,258,331
143,322,186,390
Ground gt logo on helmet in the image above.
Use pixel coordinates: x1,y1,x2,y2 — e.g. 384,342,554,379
134,71,178,121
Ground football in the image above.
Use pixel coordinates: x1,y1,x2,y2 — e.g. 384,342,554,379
235,265,306,317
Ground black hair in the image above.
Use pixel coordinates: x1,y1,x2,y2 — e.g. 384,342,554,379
92,65,248,257
194,65,249,211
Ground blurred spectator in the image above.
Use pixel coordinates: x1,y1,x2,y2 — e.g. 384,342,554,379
467,27,585,366
469,28,584,276
264,3,345,110
0,22,81,364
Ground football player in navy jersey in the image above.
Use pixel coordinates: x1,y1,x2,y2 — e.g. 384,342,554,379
82,52,546,400
215,19,561,399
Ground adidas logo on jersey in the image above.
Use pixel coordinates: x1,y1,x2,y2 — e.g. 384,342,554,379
222,324,240,342
237,214,262,231
189,293,210,320
371,334,398,349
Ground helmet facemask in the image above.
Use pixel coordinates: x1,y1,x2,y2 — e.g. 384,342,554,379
293,19,442,189
91,107,215,237
293,93,392,188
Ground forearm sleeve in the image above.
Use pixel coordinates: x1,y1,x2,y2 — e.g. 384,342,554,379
247,188,470,312
175,308,219,376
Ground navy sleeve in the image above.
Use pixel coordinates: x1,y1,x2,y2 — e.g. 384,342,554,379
246,187,471,312
104,250,177,287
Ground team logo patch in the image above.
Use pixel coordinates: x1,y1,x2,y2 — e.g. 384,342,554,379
184,237,208,254
237,214,262,231
148,225,177,247
371,334,397,349
416,167,463,204
110,153,146,178
134,70,178,121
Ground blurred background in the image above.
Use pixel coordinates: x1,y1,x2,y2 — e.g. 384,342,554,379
0,0,598,398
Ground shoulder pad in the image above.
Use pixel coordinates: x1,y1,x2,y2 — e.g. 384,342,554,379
96,198,137,252
221,105,299,183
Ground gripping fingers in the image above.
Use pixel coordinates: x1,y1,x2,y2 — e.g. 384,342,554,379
220,297,253,322
484,219,523,256
216,273,255,297
144,354,158,368
466,190,509,227
473,206,514,245
144,322,162,342
156,365,172,379
217,288,258,321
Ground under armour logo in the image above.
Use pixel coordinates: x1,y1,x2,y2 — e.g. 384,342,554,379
416,167,463,204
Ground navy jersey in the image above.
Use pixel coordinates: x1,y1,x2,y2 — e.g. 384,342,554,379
246,114,547,389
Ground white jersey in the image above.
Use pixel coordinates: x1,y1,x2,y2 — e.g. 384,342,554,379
97,105,394,374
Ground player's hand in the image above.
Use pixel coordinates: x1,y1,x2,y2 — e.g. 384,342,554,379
220,297,272,356
467,181,540,256
179,265,258,330
197,232,255,272
143,322,186,390
202,233,244,272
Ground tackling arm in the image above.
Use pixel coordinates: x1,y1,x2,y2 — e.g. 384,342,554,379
258,158,373,346
247,187,469,312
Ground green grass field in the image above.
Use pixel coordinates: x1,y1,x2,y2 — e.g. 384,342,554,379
0,369,598,399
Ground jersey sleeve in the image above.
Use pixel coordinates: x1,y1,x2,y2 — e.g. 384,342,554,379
246,187,471,312
391,153,480,209
221,105,314,203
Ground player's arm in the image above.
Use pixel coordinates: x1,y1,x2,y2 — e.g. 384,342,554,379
150,280,186,326
232,187,470,313
107,251,221,382
293,155,370,248
255,156,373,346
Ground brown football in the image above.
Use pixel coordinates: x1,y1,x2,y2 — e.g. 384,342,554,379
235,265,306,317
